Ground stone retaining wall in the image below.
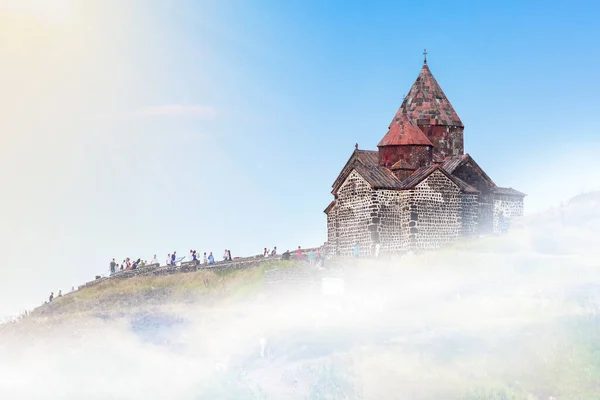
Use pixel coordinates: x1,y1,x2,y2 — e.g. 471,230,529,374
76,248,323,291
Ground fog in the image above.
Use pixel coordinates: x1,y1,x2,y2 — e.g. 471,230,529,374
1,192,600,399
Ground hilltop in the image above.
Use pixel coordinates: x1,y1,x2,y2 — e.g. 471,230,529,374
2,192,600,400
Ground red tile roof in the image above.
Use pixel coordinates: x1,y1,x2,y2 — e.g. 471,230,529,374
393,62,463,127
378,112,433,147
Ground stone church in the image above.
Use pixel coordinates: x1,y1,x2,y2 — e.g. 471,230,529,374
324,57,525,256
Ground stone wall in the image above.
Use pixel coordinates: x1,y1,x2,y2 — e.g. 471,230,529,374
452,162,494,235
327,169,470,254
375,190,410,252
493,195,524,233
418,124,464,159
378,145,432,169
76,250,323,292
461,194,479,237
326,205,338,256
408,170,461,249
329,170,375,257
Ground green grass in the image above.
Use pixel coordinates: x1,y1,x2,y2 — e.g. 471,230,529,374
34,260,300,317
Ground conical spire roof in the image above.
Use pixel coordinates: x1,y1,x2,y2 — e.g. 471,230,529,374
392,62,463,127
378,112,433,147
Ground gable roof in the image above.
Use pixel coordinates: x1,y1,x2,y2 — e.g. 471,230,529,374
332,150,403,193
494,187,526,197
378,112,433,147
441,153,496,187
332,149,480,195
399,165,479,194
392,62,463,128
324,200,336,214
390,159,415,170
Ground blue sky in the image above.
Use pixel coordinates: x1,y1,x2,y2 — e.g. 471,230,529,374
1,0,599,317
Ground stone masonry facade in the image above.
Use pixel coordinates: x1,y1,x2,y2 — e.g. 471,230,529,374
324,57,525,256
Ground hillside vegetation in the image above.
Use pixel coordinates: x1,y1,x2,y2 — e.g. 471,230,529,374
2,192,600,400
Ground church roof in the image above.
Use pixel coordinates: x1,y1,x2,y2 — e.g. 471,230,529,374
392,62,463,127
494,187,526,197
378,112,433,147
332,149,480,194
439,154,470,173
441,153,496,187
400,165,478,194
332,150,403,193
390,159,415,170
353,151,404,189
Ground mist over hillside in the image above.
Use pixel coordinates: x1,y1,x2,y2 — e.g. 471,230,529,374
1,192,600,400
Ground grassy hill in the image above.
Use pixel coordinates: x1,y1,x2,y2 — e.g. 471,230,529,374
2,192,600,400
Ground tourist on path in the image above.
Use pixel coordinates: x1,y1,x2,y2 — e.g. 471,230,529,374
375,243,381,259
263,248,268,257
223,249,229,261
203,252,208,265
171,252,176,266
166,254,171,266
227,250,232,261
309,250,314,264
49,292,54,303
296,246,302,260
110,258,116,275
354,243,359,258
208,252,215,265
271,247,277,256
151,254,158,265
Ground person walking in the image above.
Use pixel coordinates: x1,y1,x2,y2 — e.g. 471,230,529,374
208,252,215,265
296,246,302,260
109,258,116,275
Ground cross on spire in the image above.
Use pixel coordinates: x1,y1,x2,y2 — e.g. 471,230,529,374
423,48,427,64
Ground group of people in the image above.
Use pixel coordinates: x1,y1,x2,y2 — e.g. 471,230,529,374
107,244,329,276
263,247,277,257
352,242,381,258
109,257,147,274
47,287,75,304
46,244,323,306
279,246,326,267
107,249,223,275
